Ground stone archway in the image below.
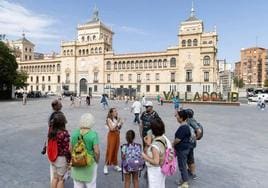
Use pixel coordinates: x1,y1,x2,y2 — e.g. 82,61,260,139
79,78,88,95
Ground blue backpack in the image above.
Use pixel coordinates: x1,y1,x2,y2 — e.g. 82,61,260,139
121,143,144,173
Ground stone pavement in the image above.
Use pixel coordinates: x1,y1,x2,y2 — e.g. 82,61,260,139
0,97,268,188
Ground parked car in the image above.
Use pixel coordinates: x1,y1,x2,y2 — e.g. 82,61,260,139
62,90,76,97
46,91,57,96
248,93,268,102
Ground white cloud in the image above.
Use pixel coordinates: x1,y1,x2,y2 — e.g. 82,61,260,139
0,0,59,40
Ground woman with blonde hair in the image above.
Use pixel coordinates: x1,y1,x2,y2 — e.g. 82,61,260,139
71,113,100,188
104,108,123,174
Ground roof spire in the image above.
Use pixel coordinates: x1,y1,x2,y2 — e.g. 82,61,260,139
92,5,99,22
191,0,195,17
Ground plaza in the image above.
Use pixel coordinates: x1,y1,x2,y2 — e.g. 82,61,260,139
0,97,267,188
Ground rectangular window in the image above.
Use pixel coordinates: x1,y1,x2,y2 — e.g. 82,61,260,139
57,75,60,83
120,74,124,81
137,85,141,92
94,85,97,92
120,85,124,88
107,74,111,83
42,76,45,82
171,72,175,82
94,72,98,82
146,85,150,92
186,85,191,92
48,85,51,91
36,76,39,83
137,74,141,82
128,74,132,81
204,72,209,81
48,76,51,82
146,73,150,81
31,76,33,82
186,70,192,82
128,85,132,89
30,85,33,91
155,73,160,81
156,85,160,92
36,85,39,91
25,55,27,60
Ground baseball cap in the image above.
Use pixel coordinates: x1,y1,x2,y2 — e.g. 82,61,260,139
144,101,153,107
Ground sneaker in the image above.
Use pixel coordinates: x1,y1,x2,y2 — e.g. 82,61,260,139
114,165,122,172
178,182,189,188
103,165,108,175
191,173,198,180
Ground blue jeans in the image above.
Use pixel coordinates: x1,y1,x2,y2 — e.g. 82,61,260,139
134,113,140,124
176,148,190,182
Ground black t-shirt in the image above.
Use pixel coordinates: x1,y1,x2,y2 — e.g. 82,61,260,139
140,111,159,137
174,124,192,151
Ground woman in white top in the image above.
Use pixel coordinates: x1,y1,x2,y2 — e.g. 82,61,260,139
104,108,123,174
142,118,166,188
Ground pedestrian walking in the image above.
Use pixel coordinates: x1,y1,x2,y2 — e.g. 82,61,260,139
86,95,91,106
100,94,109,109
22,92,27,105
70,95,75,106
104,108,123,174
131,98,142,124
141,95,146,107
173,96,180,111
71,113,100,188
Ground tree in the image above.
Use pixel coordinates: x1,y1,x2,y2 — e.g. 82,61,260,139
264,79,268,87
0,41,28,99
233,76,244,88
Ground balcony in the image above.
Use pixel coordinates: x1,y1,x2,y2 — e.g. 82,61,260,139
186,79,192,82
204,79,209,82
137,79,141,83
171,79,175,82
107,80,111,83
93,80,98,83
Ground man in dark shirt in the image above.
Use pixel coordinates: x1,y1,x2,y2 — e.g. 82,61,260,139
140,101,160,140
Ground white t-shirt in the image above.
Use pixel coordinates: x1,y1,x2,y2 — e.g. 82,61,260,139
132,101,142,114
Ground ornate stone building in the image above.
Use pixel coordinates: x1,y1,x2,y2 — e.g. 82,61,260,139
12,5,218,97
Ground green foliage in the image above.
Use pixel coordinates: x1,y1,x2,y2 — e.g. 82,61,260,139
0,41,28,89
233,76,244,88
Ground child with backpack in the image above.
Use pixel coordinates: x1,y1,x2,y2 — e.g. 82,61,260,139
121,130,144,188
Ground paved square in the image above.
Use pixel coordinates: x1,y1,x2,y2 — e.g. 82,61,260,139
0,98,268,188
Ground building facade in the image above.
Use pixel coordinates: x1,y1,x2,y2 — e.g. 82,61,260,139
11,6,219,97
236,47,268,88
218,59,233,96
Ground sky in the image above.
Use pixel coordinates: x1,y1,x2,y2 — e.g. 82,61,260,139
1,0,268,64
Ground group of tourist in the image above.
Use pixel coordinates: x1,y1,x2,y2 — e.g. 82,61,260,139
44,97,202,188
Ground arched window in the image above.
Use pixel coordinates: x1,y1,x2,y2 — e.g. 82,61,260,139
87,36,90,41
127,61,130,69
187,39,192,47
79,50,82,56
154,60,157,68
203,56,210,65
158,59,162,68
135,61,139,69
182,40,186,47
99,47,102,54
106,61,111,70
95,47,98,54
144,60,148,68
63,50,66,55
139,61,143,69
114,62,117,70
82,49,85,55
149,60,152,68
70,49,73,55
81,36,85,42
91,48,94,54
86,49,89,54
57,64,60,71
193,39,198,46
131,61,134,69
163,59,167,67
118,62,122,69
122,61,126,69
170,57,176,67
93,35,96,40
67,50,69,55
53,65,55,72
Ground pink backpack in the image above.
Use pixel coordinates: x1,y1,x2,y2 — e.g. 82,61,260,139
160,135,177,176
